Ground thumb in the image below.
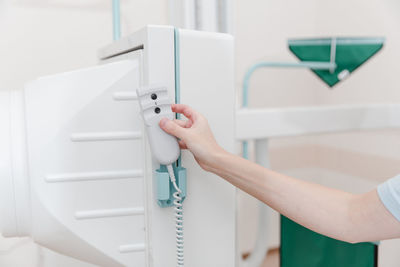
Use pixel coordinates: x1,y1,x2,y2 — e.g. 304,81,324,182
159,118,185,139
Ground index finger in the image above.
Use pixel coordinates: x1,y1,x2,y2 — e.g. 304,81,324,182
171,104,198,120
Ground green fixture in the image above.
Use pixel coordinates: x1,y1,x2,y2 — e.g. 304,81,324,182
281,216,378,267
288,37,385,87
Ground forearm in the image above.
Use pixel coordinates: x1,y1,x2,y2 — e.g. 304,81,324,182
208,150,396,243
160,104,400,242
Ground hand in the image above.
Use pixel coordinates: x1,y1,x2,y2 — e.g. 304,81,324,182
159,104,225,171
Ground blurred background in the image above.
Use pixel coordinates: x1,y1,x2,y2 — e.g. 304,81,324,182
1,0,400,266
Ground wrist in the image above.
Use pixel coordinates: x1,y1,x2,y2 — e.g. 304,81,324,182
205,146,231,173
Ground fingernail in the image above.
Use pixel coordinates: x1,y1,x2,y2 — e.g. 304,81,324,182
159,118,168,127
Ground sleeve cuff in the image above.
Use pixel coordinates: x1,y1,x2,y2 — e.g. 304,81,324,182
377,175,400,222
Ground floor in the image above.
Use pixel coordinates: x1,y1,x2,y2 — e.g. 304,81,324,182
243,247,280,267
262,248,280,267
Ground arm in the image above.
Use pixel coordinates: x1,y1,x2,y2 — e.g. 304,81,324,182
160,104,400,243
209,152,400,243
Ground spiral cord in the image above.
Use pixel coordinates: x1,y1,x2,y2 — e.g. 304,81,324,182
167,165,184,267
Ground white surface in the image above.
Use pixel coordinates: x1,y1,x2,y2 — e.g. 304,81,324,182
168,0,196,30
8,88,30,238
136,85,180,165
101,26,236,267
25,58,145,266
236,104,400,140
101,25,177,267
0,58,147,266
168,0,227,32
178,29,236,267
241,139,273,267
0,1,168,92
0,90,16,237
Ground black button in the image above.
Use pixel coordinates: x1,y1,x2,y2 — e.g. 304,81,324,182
154,107,161,114
151,93,157,100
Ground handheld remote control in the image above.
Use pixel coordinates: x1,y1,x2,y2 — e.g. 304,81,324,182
136,85,180,165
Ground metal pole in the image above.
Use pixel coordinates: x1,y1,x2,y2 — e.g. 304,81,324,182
112,0,121,41
241,61,336,159
242,139,272,267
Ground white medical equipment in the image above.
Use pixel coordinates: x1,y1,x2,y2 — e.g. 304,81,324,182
136,85,180,166
0,25,236,267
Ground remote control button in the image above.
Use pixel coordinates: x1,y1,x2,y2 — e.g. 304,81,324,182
155,107,161,114
151,93,157,100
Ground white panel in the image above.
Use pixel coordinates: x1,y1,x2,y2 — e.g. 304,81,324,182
75,25,234,266
177,29,236,267
0,91,17,237
236,104,400,140
101,26,176,267
103,25,236,267
24,56,146,267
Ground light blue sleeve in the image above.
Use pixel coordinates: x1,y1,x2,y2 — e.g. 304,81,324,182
377,174,400,222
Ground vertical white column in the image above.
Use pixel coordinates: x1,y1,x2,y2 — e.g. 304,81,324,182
168,0,233,33
168,0,196,30
9,89,30,237
0,90,17,237
241,139,273,267
0,89,30,238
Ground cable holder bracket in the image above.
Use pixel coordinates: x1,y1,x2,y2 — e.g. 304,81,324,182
155,164,187,207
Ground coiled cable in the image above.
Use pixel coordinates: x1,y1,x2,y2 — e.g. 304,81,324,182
167,164,184,267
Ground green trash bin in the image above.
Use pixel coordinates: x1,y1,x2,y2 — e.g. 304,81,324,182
281,215,378,267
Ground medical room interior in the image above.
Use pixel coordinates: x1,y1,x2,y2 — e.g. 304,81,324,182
1,0,400,267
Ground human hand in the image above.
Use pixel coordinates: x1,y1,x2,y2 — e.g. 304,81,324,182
159,104,225,171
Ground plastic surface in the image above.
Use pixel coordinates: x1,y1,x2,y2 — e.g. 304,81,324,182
288,37,384,87
155,165,186,207
281,216,377,267
178,28,236,267
0,89,32,238
136,85,180,165
0,90,18,237
17,58,146,267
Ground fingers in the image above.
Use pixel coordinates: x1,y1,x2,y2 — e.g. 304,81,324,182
164,120,188,148
178,140,188,149
159,118,185,139
174,119,193,128
171,104,198,121
159,119,188,149
173,119,189,128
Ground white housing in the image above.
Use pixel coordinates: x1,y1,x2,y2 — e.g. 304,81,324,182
0,26,236,266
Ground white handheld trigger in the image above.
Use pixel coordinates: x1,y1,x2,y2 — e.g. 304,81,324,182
136,85,180,165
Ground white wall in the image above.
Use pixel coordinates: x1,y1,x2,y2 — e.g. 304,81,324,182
0,0,168,91
0,1,168,266
234,0,400,266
